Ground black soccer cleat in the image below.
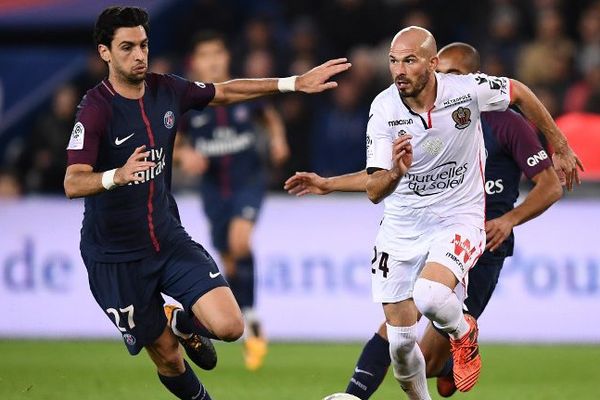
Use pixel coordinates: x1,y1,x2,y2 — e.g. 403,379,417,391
164,305,217,370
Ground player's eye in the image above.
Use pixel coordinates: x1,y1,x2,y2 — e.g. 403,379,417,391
389,58,397,64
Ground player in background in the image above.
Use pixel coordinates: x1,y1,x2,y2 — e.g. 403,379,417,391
174,31,289,371
286,42,565,398
286,28,578,398
64,7,350,399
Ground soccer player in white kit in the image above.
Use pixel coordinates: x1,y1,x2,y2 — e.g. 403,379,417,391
363,27,582,399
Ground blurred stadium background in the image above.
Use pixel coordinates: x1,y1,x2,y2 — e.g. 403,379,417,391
1,0,599,399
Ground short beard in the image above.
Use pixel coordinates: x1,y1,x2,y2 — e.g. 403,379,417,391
114,65,145,85
398,71,430,98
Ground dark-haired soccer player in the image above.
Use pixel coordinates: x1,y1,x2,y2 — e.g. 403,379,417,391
64,6,350,399
174,31,289,371
285,40,574,399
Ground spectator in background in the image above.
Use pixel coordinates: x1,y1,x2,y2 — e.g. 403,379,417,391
517,8,575,87
0,169,21,198
576,2,600,76
20,84,77,193
149,55,175,75
73,53,106,98
311,77,368,176
481,2,522,77
232,16,285,76
563,63,600,113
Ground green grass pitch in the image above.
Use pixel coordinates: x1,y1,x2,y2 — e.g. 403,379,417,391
1,340,599,399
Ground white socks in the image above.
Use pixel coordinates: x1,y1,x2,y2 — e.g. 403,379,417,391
413,278,469,340
386,323,431,400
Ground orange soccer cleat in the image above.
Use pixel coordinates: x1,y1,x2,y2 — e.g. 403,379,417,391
449,314,481,392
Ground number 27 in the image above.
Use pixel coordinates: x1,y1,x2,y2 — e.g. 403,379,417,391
106,305,135,332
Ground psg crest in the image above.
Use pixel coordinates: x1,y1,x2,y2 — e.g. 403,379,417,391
452,107,471,129
123,333,136,346
164,110,175,129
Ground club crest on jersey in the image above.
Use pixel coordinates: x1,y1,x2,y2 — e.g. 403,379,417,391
164,111,175,129
452,107,471,129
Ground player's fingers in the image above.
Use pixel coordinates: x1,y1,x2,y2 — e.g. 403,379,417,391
283,177,298,189
297,188,312,197
325,62,352,77
575,168,581,186
319,81,338,91
132,145,146,155
565,169,573,191
576,157,585,172
322,58,348,67
131,151,151,161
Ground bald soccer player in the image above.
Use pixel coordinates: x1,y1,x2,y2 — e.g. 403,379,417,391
286,31,580,400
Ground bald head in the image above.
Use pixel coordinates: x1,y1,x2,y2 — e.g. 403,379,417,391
437,42,480,75
390,26,437,58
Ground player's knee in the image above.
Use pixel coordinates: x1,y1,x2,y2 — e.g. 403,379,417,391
387,325,417,358
214,316,245,342
229,236,251,260
413,278,452,320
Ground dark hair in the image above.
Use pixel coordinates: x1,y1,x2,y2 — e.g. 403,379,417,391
94,6,149,47
190,30,227,52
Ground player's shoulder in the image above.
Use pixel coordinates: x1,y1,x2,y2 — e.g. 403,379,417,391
370,84,398,112
77,81,113,118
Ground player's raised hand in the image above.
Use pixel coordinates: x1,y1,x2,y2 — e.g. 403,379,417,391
295,58,352,93
114,145,156,185
552,147,583,191
391,134,413,177
284,172,330,196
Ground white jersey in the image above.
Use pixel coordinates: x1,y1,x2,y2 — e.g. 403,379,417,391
366,72,511,256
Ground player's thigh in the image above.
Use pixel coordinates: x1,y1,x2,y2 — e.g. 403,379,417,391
83,255,166,355
227,217,255,259
382,299,419,327
191,286,244,342
425,222,485,289
145,325,185,375
419,322,452,377
371,246,427,304
464,251,506,318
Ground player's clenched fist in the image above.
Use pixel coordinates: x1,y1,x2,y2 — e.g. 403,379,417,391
114,145,156,185
391,134,413,177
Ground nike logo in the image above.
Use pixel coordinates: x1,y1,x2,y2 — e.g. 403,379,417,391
209,271,221,279
115,133,135,145
354,367,374,376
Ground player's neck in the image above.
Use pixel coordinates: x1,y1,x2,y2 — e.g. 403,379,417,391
108,74,145,100
403,73,437,113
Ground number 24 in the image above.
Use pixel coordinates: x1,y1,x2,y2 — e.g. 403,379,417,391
371,247,389,278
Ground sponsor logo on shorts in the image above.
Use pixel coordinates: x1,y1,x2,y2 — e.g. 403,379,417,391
406,161,468,196
123,333,136,346
452,107,471,129
445,234,479,272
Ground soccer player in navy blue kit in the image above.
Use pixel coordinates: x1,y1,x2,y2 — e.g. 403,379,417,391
174,32,289,370
284,42,566,399
63,7,350,399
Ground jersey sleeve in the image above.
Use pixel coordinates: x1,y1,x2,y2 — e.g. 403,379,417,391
66,98,107,168
365,101,392,172
471,73,511,113
487,111,553,179
166,74,215,113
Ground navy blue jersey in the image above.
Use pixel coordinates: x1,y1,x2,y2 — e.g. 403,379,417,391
179,102,265,193
67,73,215,262
481,110,552,255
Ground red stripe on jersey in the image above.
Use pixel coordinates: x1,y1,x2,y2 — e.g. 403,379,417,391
427,106,435,128
147,181,160,252
138,98,155,147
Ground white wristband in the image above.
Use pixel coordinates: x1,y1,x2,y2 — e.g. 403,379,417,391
102,169,117,190
278,76,297,92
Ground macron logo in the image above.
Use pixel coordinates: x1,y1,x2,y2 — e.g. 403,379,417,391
115,133,135,146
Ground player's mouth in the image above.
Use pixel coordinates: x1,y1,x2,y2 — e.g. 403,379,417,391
133,64,147,73
396,80,410,90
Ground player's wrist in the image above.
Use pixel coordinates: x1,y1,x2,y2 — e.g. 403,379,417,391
102,169,118,190
389,166,403,181
278,76,297,93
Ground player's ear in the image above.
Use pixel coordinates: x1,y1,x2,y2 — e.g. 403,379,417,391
98,44,111,63
429,56,439,72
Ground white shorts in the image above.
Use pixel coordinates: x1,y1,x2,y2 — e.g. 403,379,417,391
371,221,484,303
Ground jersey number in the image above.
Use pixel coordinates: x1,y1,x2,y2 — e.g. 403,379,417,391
371,247,389,278
106,305,136,332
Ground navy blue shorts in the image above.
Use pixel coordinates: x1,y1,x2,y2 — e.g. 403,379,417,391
82,231,228,355
200,182,264,253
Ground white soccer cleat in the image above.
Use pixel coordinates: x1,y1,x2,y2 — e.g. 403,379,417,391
322,394,361,400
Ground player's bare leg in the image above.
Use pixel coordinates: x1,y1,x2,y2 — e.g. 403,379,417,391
383,300,431,400
146,325,212,399
414,262,481,392
227,217,268,371
191,286,245,341
420,322,456,397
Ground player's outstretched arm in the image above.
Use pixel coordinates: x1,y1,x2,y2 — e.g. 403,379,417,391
510,79,584,190
284,170,367,196
366,135,413,204
210,58,351,106
64,145,155,199
485,167,562,251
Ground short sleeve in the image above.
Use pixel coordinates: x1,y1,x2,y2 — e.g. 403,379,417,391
166,74,215,113
366,102,392,171
472,73,511,113
66,99,106,168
